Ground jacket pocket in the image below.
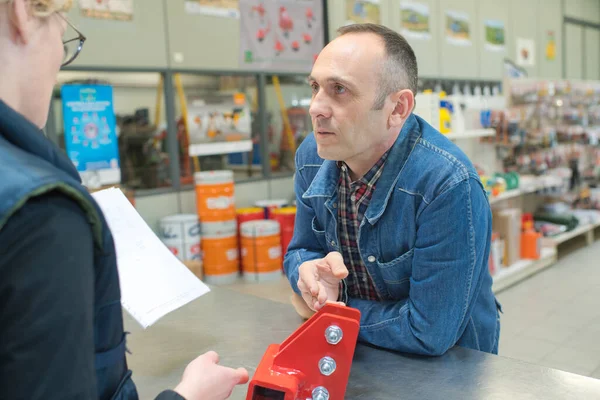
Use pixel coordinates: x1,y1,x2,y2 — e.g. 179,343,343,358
110,370,139,400
311,215,326,235
376,249,414,299
311,216,329,250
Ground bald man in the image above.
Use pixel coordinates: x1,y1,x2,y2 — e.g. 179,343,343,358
284,23,501,356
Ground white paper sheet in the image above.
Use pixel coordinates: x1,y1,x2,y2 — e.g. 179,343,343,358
91,188,210,328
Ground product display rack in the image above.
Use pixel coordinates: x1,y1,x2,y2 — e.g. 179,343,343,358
541,220,600,247
492,221,600,293
47,68,314,193
488,78,600,293
188,140,254,157
492,247,557,293
487,181,563,205
445,128,496,140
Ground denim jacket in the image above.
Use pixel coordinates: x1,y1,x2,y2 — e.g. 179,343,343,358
284,113,501,356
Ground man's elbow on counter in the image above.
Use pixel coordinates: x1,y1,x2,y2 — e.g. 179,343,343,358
359,323,455,357
413,341,453,357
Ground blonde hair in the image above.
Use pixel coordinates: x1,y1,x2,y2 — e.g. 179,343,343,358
0,0,73,17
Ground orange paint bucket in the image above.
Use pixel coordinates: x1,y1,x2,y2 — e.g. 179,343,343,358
240,220,282,282
271,206,296,257
195,170,235,222
201,220,239,285
236,207,266,271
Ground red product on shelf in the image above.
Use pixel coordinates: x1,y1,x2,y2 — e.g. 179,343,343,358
521,215,542,260
522,213,534,228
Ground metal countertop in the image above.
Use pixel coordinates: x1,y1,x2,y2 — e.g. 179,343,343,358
124,287,600,400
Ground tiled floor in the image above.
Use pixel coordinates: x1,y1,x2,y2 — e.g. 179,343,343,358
225,241,600,379
496,241,600,379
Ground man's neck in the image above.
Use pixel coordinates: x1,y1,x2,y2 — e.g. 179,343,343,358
344,130,400,181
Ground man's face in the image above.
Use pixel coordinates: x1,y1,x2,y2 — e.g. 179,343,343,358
308,33,390,163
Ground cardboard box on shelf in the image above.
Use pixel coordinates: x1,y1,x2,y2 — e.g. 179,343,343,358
488,232,504,276
493,208,522,267
183,260,204,280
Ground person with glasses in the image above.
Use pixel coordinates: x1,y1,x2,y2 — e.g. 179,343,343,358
0,1,248,399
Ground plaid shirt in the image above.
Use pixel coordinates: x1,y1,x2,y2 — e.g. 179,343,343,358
337,152,389,302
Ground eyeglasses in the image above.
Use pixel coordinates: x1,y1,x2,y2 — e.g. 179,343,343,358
58,14,86,67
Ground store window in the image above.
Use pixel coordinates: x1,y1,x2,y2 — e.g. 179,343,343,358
264,75,313,176
176,73,261,183
51,71,170,191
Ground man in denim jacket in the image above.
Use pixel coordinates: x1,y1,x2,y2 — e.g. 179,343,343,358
283,23,501,356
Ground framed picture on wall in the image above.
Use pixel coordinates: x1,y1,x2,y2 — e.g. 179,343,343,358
400,1,431,41
79,0,134,21
345,0,381,25
185,0,240,18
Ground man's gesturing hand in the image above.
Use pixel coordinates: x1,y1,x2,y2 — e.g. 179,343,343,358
297,252,349,311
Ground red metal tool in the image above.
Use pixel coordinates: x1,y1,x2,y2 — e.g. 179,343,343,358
246,303,361,400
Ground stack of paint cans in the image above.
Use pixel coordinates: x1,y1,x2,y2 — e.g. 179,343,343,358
240,220,282,282
195,170,238,285
159,214,201,262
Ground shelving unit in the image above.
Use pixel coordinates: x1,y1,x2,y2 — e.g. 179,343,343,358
488,188,525,205
188,139,253,157
492,247,557,293
493,220,600,293
445,129,495,140
541,221,600,247
487,183,561,205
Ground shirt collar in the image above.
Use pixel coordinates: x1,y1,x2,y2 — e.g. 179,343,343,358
338,149,391,187
303,114,422,219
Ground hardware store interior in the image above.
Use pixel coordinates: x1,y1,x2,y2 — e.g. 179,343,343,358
4,0,600,399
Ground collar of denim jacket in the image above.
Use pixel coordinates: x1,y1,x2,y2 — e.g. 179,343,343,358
303,113,421,225
364,114,420,225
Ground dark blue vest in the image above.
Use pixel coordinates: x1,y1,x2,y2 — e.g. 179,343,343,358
0,100,138,400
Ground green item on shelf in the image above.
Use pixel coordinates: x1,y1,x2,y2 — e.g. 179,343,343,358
507,172,520,190
533,213,579,232
494,172,519,190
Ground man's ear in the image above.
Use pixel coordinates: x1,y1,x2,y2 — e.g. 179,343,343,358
388,89,415,129
9,0,33,45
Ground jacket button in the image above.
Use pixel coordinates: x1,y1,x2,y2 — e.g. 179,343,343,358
333,203,337,208
367,256,376,262
331,240,336,246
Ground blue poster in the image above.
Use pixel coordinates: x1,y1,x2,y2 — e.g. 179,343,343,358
61,84,121,185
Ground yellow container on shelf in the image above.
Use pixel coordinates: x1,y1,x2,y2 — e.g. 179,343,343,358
439,91,452,134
